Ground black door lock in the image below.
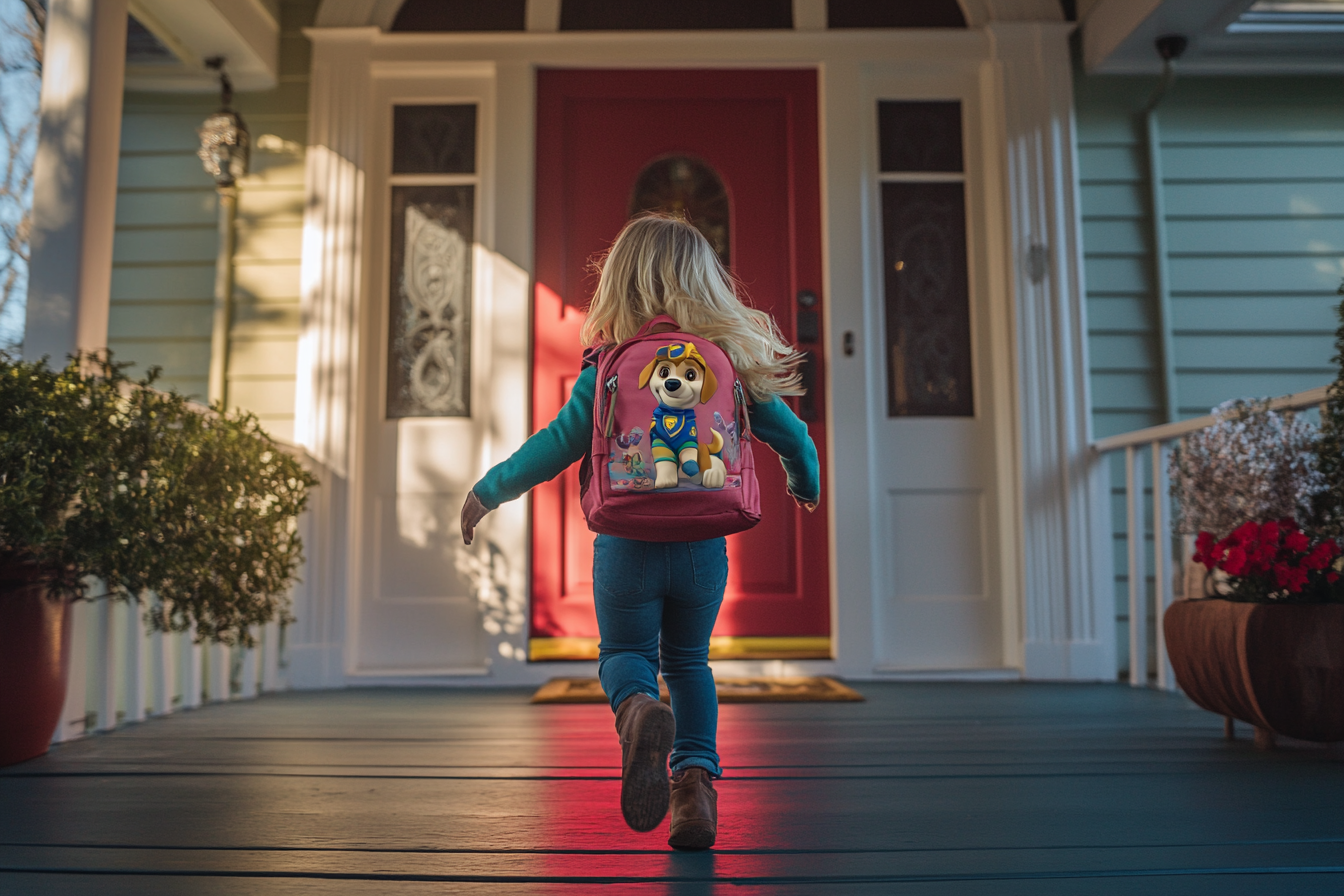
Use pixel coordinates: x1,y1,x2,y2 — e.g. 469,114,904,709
796,289,820,344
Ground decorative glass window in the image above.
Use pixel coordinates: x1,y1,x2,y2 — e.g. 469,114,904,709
878,100,973,417
629,155,731,266
387,104,479,418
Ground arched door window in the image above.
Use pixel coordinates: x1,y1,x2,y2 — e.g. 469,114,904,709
628,155,731,266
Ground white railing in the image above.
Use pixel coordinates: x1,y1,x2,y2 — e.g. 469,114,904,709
1092,384,1331,690
49,439,315,745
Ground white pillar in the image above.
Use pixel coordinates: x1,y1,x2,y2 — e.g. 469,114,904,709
289,27,377,688
989,22,1115,681
24,0,128,360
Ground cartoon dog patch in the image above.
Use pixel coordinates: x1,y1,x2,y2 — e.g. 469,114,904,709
637,341,727,490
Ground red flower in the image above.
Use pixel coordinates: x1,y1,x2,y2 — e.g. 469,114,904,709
1223,546,1247,576
1232,521,1260,543
1285,531,1311,553
1329,572,1340,584
1194,531,1217,566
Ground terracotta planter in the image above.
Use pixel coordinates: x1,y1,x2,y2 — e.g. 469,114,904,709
0,565,72,766
1164,598,1344,743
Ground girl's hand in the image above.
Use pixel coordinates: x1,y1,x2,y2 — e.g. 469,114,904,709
787,488,818,513
460,490,490,545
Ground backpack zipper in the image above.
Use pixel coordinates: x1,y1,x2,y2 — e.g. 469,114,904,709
603,375,619,437
734,380,752,441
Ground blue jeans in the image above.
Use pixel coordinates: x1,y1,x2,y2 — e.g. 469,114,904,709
593,533,727,777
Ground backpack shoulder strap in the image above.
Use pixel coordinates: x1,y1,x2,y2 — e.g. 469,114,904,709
634,314,681,338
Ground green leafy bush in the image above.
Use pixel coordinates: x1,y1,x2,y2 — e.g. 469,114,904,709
0,352,318,645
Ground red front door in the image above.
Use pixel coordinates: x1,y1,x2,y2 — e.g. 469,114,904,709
530,69,829,661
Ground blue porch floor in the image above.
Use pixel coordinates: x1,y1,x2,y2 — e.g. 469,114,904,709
3,682,1344,894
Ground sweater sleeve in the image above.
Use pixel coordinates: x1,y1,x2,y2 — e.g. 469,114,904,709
471,366,596,511
747,396,820,505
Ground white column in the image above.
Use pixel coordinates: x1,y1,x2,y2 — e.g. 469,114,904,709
290,27,377,688
989,22,1115,680
24,0,128,360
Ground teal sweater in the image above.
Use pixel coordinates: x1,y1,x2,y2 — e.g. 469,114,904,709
473,366,820,510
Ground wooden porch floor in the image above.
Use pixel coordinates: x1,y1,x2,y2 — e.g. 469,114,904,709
4,682,1344,894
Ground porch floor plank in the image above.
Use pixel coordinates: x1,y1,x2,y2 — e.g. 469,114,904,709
4,683,1344,894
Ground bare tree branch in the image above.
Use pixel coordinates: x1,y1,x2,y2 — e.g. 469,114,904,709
0,0,43,347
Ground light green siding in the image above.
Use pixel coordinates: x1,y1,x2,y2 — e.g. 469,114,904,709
109,0,317,444
1076,74,1344,678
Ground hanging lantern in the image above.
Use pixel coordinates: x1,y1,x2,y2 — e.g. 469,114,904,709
197,59,249,189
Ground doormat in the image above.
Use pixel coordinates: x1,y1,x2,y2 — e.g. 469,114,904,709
530,676,864,704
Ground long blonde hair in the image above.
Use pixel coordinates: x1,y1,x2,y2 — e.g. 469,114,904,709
580,213,804,400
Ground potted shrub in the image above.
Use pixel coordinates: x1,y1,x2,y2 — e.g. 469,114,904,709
1165,293,1344,748
0,353,317,766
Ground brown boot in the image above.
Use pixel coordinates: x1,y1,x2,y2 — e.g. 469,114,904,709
667,767,717,850
614,693,675,832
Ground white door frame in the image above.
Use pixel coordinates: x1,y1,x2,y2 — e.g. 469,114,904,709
292,23,1111,686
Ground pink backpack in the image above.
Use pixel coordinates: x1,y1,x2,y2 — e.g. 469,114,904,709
580,315,760,541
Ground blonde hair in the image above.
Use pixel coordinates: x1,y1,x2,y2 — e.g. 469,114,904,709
580,213,804,400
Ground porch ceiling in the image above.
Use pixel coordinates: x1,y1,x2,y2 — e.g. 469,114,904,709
5,683,1344,890
124,0,280,92
1081,0,1344,73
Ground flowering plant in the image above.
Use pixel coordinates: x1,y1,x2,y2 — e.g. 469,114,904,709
1192,517,1344,603
1170,399,1323,541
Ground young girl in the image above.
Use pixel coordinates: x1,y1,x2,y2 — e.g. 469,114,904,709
460,213,819,850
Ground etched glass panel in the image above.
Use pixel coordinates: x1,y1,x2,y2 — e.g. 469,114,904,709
387,185,474,418
393,105,477,174
881,182,973,417
878,101,963,173
629,155,731,266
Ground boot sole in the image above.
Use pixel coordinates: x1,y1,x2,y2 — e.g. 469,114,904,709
620,703,675,832
668,822,716,851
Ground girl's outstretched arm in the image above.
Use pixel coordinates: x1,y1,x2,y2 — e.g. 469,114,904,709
460,366,597,544
747,397,820,511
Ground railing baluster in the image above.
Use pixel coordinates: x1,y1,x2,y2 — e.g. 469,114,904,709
1152,440,1176,691
52,599,91,744
241,627,260,699
150,618,172,717
262,621,281,692
182,625,203,710
95,598,117,731
1126,445,1145,687
208,642,231,702
124,598,146,724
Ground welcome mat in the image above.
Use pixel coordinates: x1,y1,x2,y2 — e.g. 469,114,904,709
530,676,864,704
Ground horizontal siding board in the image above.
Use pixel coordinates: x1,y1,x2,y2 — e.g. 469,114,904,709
1174,333,1336,370
119,113,215,152
237,188,306,225
106,339,211,382
1161,144,1344,182
1080,184,1145,218
115,190,217,226
234,224,303,262
111,266,214,301
1085,256,1150,294
130,81,311,116
1178,372,1334,413
241,155,306,187
232,301,301,336
118,154,217,190
112,227,218,265
1079,146,1143,183
228,337,298,376
1165,182,1344,217
1092,410,1161,440
234,262,302,302
1171,295,1342,332
1089,333,1159,371
109,302,213,340
1087,296,1154,332
227,378,296,417
1169,256,1344,295
1090,371,1161,411
1165,217,1344,255
253,417,295,443
1083,219,1147,255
